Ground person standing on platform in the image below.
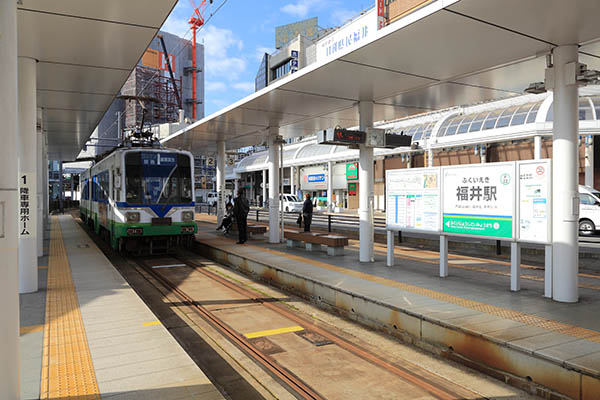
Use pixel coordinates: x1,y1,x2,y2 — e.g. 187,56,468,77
233,189,250,244
303,193,313,232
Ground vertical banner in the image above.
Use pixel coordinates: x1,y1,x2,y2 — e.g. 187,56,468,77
442,163,515,239
19,173,36,237
518,159,551,243
377,0,385,29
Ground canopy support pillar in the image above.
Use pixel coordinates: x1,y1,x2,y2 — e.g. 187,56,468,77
216,140,225,224
359,101,374,263
268,130,281,243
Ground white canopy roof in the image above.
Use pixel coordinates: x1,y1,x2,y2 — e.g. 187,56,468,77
164,0,600,155
18,0,178,160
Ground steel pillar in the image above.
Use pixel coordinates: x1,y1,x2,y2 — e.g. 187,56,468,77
427,148,434,167
268,133,281,243
43,135,49,234
552,45,579,303
36,109,43,257
0,0,21,396
290,166,294,195
359,101,374,263
18,56,38,293
262,169,267,208
585,136,594,187
327,161,333,212
534,135,542,160
216,140,225,224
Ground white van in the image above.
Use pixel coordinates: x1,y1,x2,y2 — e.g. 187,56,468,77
280,194,303,212
579,185,600,235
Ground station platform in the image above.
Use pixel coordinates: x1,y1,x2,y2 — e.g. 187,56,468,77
19,215,223,400
194,215,600,400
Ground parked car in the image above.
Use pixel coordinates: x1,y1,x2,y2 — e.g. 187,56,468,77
280,194,303,212
579,185,600,235
207,191,218,207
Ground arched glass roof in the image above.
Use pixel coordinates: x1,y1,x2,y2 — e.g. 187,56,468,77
296,143,333,159
437,101,543,137
546,97,597,122
236,152,268,169
394,121,435,142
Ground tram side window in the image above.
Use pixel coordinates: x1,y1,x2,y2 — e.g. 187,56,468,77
97,170,109,202
125,152,142,204
178,154,193,204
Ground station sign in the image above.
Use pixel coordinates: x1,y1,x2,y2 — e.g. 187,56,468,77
19,173,36,238
442,163,515,239
386,168,440,232
518,159,551,243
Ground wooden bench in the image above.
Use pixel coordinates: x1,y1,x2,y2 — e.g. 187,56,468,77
285,230,348,256
229,223,267,238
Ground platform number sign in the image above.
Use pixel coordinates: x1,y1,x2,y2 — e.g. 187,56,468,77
19,173,36,237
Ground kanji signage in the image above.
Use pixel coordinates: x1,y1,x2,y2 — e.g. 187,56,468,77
518,160,551,243
348,182,357,196
19,173,36,237
442,163,515,239
346,162,358,181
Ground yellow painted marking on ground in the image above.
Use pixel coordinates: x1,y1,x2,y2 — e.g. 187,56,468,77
38,265,48,270
40,217,100,400
244,325,304,339
196,234,600,344
143,320,162,327
20,325,44,335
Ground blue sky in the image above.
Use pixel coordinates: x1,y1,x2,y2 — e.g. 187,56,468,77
161,0,373,117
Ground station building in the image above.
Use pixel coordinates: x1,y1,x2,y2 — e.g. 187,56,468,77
233,89,600,210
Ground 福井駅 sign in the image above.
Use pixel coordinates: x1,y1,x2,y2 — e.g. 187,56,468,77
518,159,551,243
442,163,515,239
386,168,441,232
346,162,358,181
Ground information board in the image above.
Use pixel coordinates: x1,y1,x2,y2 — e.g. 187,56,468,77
518,159,551,243
442,163,515,239
386,168,441,232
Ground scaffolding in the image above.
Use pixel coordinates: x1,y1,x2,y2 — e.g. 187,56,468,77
120,66,182,130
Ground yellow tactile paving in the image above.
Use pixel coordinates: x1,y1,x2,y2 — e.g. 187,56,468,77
244,325,304,339
200,234,600,345
143,320,162,327
40,217,100,400
20,325,44,335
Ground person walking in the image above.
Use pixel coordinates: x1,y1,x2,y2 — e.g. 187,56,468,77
302,193,313,232
233,189,250,244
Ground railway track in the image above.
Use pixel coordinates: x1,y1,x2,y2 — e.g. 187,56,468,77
129,254,483,400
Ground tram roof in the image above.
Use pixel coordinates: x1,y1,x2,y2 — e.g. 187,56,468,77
163,0,600,155
18,0,178,160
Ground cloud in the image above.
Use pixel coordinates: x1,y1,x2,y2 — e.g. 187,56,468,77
331,8,359,25
197,25,247,80
206,81,226,92
280,0,320,18
231,82,255,91
255,46,273,61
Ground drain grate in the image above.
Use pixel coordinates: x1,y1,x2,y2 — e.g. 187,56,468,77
295,330,333,347
247,337,286,355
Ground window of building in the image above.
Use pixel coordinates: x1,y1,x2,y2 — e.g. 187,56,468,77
272,61,291,80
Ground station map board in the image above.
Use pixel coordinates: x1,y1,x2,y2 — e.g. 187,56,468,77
442,163,515,239
386,168,440,232
518,159,551,243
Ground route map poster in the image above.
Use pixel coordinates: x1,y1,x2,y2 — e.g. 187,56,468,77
386,168,440,232
518,160,551,243
442,163,515,239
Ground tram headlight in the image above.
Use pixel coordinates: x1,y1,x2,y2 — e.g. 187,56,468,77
126,212,140,223
181,210,194,222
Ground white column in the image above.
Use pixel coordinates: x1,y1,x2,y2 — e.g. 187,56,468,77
37,109,43,257
18,56,38,294
534,135,542,160
480,144,487,163
290,166,294,195
43,135,49,234
407,154,412,168
262,169,267,208
511,242,521,291
359,101,374,263
440,235,448,277
327,161,333,212
216,140,226,224
268,132,281,243
427,148,434,167
585,136,594,187
552,45,579,303
0,0,21,396
234,177,239,195
386,230,394,267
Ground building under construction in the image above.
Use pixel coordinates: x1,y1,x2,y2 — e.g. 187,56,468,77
84,30,204,156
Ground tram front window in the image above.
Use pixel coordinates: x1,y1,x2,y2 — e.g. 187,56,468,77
125,152,193,205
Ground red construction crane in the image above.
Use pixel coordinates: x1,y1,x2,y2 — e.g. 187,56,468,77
188,0,211,120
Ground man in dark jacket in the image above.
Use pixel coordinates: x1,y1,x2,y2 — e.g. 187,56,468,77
233,189,250,244
302,193,313,232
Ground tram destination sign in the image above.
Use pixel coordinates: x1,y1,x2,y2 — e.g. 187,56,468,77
442,163,515,239
317,128,365,145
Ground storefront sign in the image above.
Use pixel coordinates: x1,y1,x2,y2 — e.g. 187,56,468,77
377,0,385,29
442,163,515,239
386,168,440,232
346,162,358,181
301,166,327,190
348,182,357,196
308,174,325,183
518,160,551,243
316,9,377,63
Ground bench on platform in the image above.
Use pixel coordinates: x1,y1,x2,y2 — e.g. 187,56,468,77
285,230,348,255
230,223,267,238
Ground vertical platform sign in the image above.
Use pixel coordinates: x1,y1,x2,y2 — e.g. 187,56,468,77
442,163,515,239
518,159,551,243
386,168,441,232
19,173,36,237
